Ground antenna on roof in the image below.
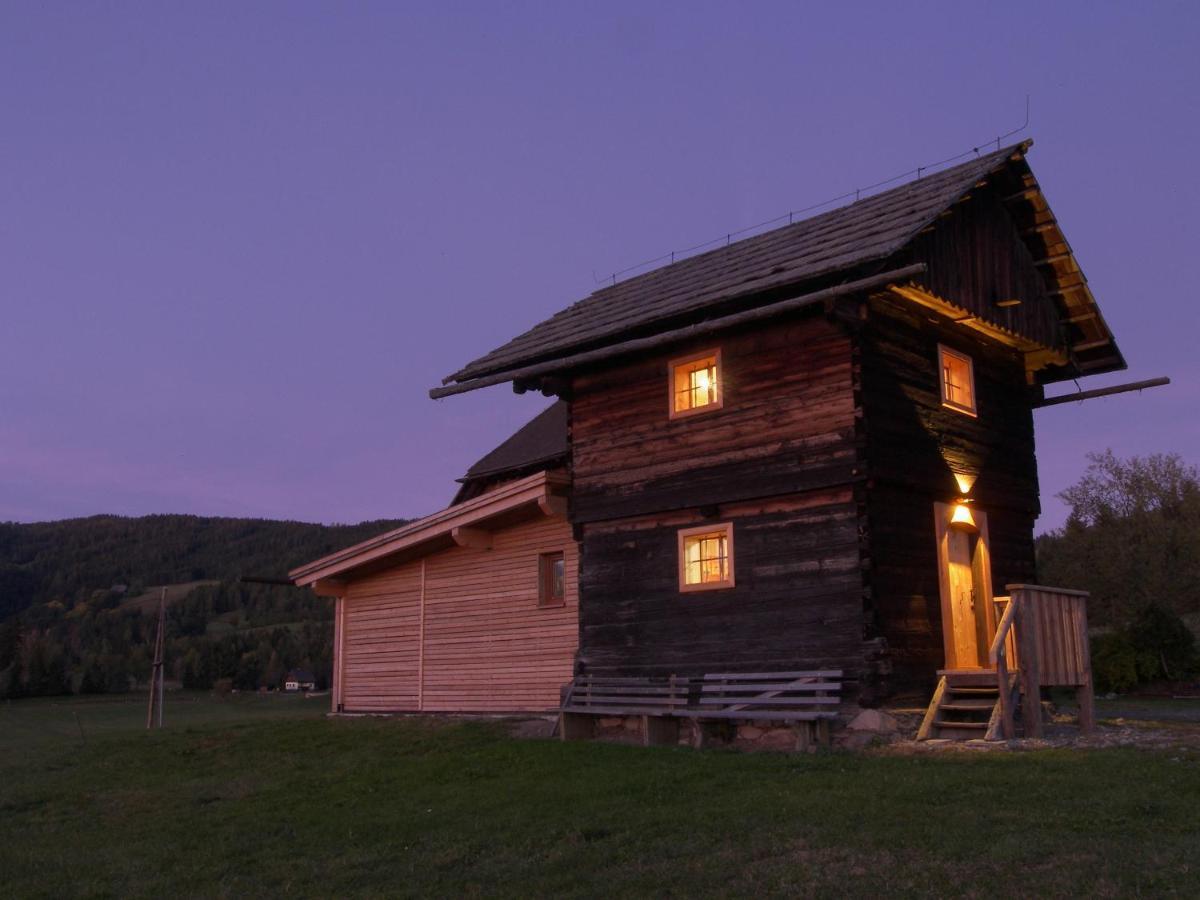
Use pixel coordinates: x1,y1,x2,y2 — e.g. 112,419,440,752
595,96,1034,288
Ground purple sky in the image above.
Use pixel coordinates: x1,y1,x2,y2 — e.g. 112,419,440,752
2,3,1196,532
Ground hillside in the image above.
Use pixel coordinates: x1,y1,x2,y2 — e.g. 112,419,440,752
0,514,407,698
0,514,405,620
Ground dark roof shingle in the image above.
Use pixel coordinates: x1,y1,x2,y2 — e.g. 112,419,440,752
445,144,1026,385
460,400,568,481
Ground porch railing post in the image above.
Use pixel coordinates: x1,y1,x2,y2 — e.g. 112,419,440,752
1013,589,1043,739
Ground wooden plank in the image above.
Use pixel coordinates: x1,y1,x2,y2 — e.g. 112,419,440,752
699,681,842,693
683,710,837,721
697,696,840,706
701,670,843,680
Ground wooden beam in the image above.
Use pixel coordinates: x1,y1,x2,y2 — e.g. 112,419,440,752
1070,338,1112,353
1034,252,1071,266
888,285,1066,363
311,578,348,598
1034,377,1170,408
1003,187,1038,203
451,526,492,550
538,495,568,519
430,264,929,398
417,559,426,712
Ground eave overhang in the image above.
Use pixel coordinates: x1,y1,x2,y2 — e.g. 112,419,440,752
993,155,1126,380
289,469,569,591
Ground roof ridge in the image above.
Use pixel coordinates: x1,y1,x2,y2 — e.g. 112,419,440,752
442,141,1031,387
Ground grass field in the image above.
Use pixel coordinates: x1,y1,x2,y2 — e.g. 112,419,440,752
1,694,1198,898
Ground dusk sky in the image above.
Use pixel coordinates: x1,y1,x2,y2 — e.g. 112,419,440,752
2,2,1196,532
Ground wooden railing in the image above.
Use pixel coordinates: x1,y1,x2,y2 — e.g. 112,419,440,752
987,584,1095,738
987,595,1019,740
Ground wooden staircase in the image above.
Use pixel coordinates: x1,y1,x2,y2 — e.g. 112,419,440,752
917,670,1017,741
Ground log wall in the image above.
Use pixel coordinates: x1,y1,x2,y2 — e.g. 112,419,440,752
338,513,578,713
576,489,864,677
571,316,859,523
569,315,869,680
859,295,1040,681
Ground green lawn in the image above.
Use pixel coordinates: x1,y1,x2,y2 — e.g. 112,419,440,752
1,695,1197,898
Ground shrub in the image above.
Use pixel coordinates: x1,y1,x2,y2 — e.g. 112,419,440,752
1126,603,1197,681
1091,632,1140,694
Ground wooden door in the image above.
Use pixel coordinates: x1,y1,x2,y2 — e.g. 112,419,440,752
934,503,994,669
946,529,981,667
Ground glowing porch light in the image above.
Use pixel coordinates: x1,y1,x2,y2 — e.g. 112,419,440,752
953,472,977,495
950,501,978,532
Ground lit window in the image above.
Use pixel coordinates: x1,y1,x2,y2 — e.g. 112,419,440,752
539,552,565,606
669,350,722,418
939,345,976,416
678,523,735,592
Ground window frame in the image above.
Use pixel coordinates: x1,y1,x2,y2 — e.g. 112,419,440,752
538,551,566,608
938,344,978,418
667,348,724,420
677,522,736,593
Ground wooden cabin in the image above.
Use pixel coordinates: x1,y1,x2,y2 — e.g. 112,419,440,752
290,409,576,713
296,141,1123,735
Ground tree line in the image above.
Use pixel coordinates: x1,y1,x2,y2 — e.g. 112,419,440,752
1037,451,1199,691
0,515,406,698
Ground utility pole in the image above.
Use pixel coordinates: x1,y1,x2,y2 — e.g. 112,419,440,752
146,587,166,729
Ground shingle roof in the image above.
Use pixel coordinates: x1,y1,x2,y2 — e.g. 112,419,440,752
461,400,568,481
444,144,1027,386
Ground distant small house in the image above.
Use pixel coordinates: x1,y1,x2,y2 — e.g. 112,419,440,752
284,669,316,692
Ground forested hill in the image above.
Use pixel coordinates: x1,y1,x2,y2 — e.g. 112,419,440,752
0,514,407,699
0,514,406,620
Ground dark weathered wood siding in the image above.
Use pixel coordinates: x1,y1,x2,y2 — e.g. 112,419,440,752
576,489,863,676
569,315,869,679
904,181,1064,351
571,316,860,523
859,294,1039,681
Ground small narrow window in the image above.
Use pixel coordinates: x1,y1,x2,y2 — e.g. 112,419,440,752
939,345,977,417
678,523,735,592
669,349,722,419
539,552,565,606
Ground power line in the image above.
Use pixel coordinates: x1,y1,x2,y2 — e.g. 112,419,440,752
594,97,1031,288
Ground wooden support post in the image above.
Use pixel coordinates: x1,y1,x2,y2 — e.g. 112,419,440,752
815,718,831,747
559,712,594,741
642,716,679,747
1015,597,1043,739
1077,673,1096,735
793,722,813,753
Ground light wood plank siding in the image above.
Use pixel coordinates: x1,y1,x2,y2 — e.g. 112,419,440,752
338,514,577,713
340,567,422,712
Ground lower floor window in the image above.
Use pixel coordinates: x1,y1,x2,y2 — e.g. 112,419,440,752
678,523,735,591
539,552,565,606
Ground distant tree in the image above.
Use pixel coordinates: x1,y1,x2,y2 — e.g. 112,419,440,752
1038,451,1200,626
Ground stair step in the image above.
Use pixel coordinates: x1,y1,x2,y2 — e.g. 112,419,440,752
935,719,987,730
940,701,996,712
948,686,999,695
939,669,998,681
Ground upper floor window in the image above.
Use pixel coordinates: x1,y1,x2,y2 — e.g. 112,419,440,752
539,552,565,607
669,349,722,419
939,345,977,417
678,523,735,592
